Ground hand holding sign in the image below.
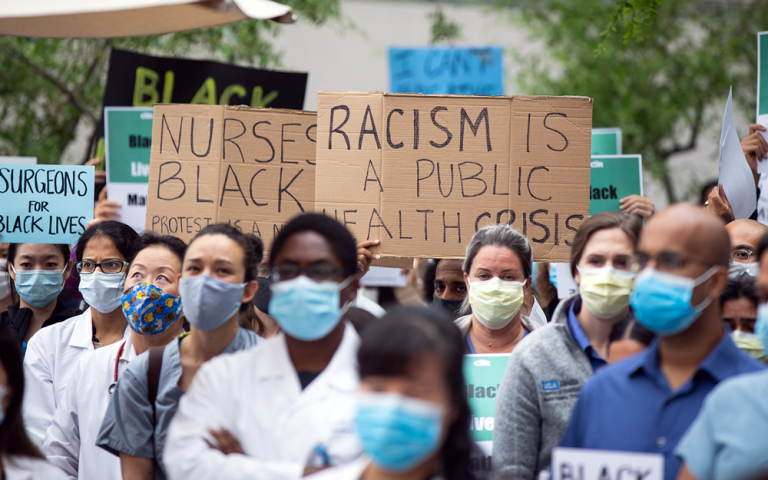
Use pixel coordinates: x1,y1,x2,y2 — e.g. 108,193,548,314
743,124,768,182
619,195,654,219
705,184,735,224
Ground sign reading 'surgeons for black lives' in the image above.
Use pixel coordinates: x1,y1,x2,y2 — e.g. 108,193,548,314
144,104,316,251
315,92,593,263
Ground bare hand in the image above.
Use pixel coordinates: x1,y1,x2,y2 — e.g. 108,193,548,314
85,157,107,186
705,183,735,223
205,427,244,455
356,239,380,277
741,124,767,186
94,186,121,221
619,195,654,219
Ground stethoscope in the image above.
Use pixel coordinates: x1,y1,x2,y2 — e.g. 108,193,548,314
108,341,127,396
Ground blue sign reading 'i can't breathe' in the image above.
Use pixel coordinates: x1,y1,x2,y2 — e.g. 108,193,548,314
388,46,504,96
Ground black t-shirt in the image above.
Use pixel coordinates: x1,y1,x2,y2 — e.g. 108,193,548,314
297,371,321,390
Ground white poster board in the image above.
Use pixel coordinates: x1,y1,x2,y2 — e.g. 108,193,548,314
551,448,663,480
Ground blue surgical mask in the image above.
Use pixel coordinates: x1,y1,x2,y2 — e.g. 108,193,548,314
0,384,6,424
355,392,444,472
179,274,245,332
630,266,719,336
11,264,65,308
269,275,352,341
755,303,768,355
549,265,558,289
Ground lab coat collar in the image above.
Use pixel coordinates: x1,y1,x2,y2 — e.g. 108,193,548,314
69,308,131,350
258,321,360,394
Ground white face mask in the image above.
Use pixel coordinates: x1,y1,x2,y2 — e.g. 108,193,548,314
468,277,526,330
0,259,11,299
79,271,126,314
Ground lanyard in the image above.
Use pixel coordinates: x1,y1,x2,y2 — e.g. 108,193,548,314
108,341,126,396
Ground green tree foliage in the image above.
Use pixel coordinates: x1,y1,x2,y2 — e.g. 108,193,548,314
600,0,667,50
428,5,462,45
505,0,767,202
0,0,339,165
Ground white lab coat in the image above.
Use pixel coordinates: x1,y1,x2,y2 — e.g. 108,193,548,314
164,322,363,480
42,336,137,480
2,455,68,480
22,309,130,446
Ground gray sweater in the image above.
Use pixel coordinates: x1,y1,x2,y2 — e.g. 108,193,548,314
492,294,593,480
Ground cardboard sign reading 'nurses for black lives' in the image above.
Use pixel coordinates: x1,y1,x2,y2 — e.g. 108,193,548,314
315,92,592,263
144,104,316,245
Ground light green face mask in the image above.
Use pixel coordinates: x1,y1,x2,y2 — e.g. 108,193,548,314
469,277,526,330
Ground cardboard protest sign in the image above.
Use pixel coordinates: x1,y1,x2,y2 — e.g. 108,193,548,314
0,164,94,243
104,49,307,110
463,354,509,477
315,92,593,263
389,46,504,96
589,155,642,215
591,128,622,155
105,107,154,233
551,448,664,480
144,104,316,248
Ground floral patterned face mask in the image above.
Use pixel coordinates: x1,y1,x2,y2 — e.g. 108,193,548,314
121,283,184,335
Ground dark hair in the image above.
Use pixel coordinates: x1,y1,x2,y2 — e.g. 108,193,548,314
358,307,475,480
463,224,532,279
0,326,44,459
609,318,654,346
7,243,70,268
129,232,187,267
270,213,358,278
700,179,719,205
569,211,642,277
75,221,140,263
422,260,439,302
188,225,265,334
721,275,759,310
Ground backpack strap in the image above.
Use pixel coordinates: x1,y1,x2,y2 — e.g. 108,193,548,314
146,345,165,424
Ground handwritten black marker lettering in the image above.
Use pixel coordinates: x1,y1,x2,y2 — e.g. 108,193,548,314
437,163,454,197
160,114,182,155
387,109,404,149
475,212,491,232
458,162,487,198
564,214,584,247
329,105,351,150
399,211,412,239
544,113,568,152
305,124,317,165
343,210,357,229
527,166,552,201
416,210,434,241
443,212,461,243
358,105,381,150
281,123,300,164
190,117,213,158
493,164,508,196
248,169,268,207
416,159,435,197
278,168,305,213
367,208,393,239
529,209,550,244
364,160,383,192
223,118,246,162
219,165,248,207
496,209,515,226
196,166,213,203
252,121,275,163
554,213,559,246
157,162,185,201
526,113,531,153
429,107,452,148
459,107,491,152
413,109,420,150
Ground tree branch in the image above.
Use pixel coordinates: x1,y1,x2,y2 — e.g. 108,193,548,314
1,45,98,123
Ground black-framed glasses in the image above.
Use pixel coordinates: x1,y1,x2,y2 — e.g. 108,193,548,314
75,260,129,274
271,265,342,282
731,249,755,264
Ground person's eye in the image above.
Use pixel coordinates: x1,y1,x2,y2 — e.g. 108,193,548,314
217,268,231,276
456,285,467,293
187,266,199,273
434,284,445,292
131,272,143,279
157,275,169,282
46,262,59,268
477,273,489,279
503,274,515,281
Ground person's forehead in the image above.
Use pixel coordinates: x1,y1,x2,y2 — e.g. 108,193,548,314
638,219,695,254
727,224,761,249
436,259,463,278
473,245,522,268
275,231,341,266
722,297,757,316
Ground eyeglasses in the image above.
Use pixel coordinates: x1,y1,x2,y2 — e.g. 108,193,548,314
75,260,129,274
271,265,342,282
731,249,754,264
633,251,712,273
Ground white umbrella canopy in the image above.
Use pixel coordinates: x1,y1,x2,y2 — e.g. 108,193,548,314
0,0,294,39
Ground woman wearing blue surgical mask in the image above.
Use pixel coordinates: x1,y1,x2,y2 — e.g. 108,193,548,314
455,224,540,355
44,232,187,480
0,326,67,480
163,213,363,480
1,242,74,347
493,212,642,480
99,224,261,480
21,221,139,447
306,306,478,480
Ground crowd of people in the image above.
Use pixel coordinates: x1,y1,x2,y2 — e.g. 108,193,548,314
0,130,768,480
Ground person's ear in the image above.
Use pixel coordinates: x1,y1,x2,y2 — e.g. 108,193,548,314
573,269,581,287
708,266,729,299
463,272,470,289
241,279,259,304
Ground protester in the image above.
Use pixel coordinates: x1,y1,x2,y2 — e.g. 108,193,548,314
432,259,466,318
725,219,767,281
492,211,641,480
741,123,768,187
607,318,654,363
1,243,76,348
721,274,766,363
619,194,655,219
97,224,261,480
43,233,187,480
0,243,13,315
673,232,768,480
22,222,137,446
560,204,765,480
455,224,540,355
0,326,67,480
163,213,362,479
306,306,477,480
700,180,719,206
533,263,559,321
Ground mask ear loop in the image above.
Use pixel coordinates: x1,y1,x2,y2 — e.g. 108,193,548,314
691,265,723,310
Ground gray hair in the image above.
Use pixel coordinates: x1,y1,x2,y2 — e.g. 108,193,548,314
458,224,533,316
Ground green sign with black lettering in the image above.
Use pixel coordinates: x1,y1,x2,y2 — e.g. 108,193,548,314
591,128,622,155
589,155,643,215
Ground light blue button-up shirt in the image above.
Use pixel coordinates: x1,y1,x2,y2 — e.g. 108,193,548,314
675,370,768,480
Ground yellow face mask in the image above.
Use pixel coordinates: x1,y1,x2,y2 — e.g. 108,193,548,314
468,277,526,330
578,266,635,319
